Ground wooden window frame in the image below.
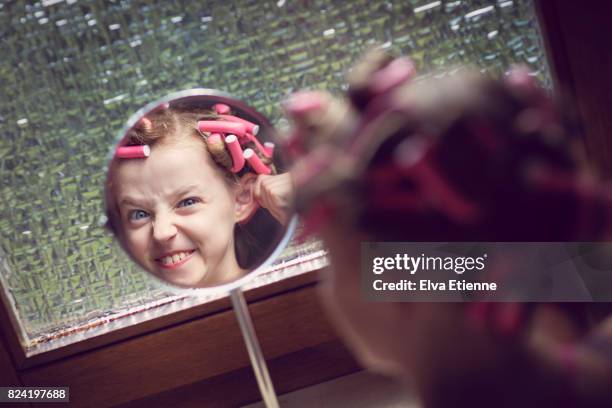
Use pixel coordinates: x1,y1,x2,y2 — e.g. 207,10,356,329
1,269,362,406
2,1,612,406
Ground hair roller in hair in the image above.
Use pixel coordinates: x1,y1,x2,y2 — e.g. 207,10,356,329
115,145,151,159
244,148,271,175
213,103,231,115
225,134,246,173
218,114,260,135
198,120,248,138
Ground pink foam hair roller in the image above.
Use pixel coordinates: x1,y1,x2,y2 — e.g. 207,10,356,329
506,65,535,90
243,148,271,175
218,114,260,135
152,102,170,113
283,91,324,118
245,132,272,158
264,142,275,157
225,135,246,173
115,145,151,159
213,103,231,115
368,56,415,95
136,116,153,132
198,120,247,137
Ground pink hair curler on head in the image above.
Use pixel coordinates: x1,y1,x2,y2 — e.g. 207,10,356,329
245,132,272,158
136,116,153,133
213,103,231,115
225,135,246,173
244,148,271,175
368,56,415,95
198,120,248,137
264,142,275,157
283,91,325,118
152,102,170,113
284,130,305,159
115,145,151,159
506,65,536,91
218,114,260,135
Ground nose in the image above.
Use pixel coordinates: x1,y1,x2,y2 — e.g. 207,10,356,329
152,212,178,242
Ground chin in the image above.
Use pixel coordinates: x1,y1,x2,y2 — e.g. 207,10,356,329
163,268,208,287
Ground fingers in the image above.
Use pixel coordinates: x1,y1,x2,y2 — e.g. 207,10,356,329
254,173,294,225
253,174,267,203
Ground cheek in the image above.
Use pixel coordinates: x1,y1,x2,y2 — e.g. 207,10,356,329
193,192,237,240
124,228,148,252
186,209,235,246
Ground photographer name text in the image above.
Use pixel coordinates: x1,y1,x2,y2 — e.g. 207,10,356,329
373,279,497,291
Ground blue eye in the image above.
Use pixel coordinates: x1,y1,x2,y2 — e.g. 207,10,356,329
178,197,199,208
129,209,149,221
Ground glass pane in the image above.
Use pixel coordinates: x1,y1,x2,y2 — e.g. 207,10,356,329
0,0,550,355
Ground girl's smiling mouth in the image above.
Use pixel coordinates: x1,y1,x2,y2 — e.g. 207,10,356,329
155,250,196,270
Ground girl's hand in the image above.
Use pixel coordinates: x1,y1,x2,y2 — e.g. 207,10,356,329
253,173,294,225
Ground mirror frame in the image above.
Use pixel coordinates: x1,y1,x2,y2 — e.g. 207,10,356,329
104,88,298,295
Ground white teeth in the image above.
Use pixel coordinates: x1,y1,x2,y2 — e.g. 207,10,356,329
159,251,192,265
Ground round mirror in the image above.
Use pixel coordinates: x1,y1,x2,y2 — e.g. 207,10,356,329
103,89,296,291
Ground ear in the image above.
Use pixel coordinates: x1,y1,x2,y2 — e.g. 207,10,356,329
234,173,259,224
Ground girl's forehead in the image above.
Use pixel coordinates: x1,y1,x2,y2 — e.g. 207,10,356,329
114,139,221,192
157,132,207,152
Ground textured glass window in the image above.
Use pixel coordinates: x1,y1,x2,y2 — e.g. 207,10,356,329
0,0,549,355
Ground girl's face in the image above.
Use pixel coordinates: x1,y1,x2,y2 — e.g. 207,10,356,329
114,137,245,287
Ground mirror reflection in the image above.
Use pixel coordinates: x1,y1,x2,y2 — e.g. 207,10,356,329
104,91,294,289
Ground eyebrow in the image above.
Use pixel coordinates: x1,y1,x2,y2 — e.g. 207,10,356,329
119,184,202,208
119,197,145,208
172,184,198,197
171,184,202,200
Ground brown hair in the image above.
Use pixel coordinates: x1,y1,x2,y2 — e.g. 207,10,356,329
105,105,282,270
